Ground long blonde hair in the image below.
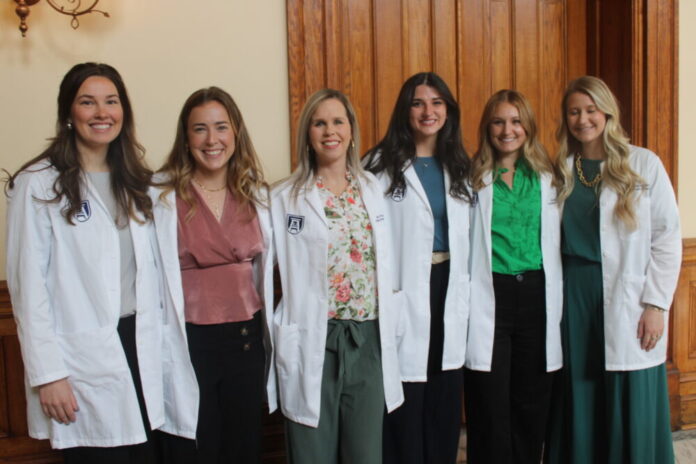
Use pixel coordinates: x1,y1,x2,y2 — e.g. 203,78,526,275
158,87,267,220
470,89,553,191
288,88,365,199
556,76,642,229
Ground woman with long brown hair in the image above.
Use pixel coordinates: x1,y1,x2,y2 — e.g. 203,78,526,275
6,62,198,463
363,72,472,464
154,86,275,463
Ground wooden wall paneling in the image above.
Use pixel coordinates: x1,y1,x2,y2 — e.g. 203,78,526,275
302,0,327,95
643,0,678,185
458,0,491,152
0,282,59,462
537,0,566,156
324,0,343,90
565,0,587,80
589,0,634,140
287,0,307,167
373,0,403,140
513,0,541,107
630,0,645,151
673,239,696,429
0,338,7,438
432,0,458,93
344,0,376,150
402,0,432,77
489,0,514,93
5,336,27,437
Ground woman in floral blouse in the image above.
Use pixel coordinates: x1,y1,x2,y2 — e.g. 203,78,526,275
270,88,403,463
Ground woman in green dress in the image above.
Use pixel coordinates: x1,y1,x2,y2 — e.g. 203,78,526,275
546,76,681,464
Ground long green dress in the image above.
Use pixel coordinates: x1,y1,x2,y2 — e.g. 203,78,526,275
545,158,674,464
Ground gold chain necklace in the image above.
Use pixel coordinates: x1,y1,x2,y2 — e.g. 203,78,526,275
192,178,226,220
575,155,602,188
192,177,226,192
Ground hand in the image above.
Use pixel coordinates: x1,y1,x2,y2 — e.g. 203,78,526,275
38,378,79,424
637,307,665,352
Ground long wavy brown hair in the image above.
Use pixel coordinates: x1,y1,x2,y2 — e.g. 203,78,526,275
470,89,554,192
363,72,472,201
7,62,153,224
555,76,642,229
158,87,268,220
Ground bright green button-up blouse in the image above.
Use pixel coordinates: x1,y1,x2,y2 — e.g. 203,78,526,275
491,159,543,274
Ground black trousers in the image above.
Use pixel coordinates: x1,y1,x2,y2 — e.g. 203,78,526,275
63,315,159,464
464,270,553,464
186,311,266,464
383,261,463,464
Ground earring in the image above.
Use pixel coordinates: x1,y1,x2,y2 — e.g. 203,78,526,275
66,121,73,130
350,140,355,150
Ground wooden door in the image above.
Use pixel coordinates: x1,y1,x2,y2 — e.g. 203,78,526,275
287,0,588,163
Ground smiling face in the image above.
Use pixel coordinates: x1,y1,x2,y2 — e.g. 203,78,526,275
488,101,527,159
565,91,607,154
308,98,352,169
408,84,447,144
187,100,236,178
70,76,123,156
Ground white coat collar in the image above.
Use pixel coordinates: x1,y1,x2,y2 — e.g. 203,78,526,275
403,162,432,216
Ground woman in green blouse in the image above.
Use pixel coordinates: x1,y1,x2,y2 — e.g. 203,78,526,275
466,90,563,463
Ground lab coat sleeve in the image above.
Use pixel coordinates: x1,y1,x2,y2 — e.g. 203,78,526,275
641,154,682,310
6,171,70,387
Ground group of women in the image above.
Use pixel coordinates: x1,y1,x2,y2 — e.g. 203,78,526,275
5,61,681,464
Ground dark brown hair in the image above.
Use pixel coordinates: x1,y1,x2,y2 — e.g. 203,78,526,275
7,62,153,224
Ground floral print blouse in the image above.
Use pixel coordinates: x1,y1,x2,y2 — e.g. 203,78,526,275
316,173,378,321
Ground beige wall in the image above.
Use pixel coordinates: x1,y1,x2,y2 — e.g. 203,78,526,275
0,1,290,279
680,1,696,238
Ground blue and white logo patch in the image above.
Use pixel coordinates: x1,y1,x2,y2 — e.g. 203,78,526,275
287,214,305,235
75,200,91,222
391,186,405,202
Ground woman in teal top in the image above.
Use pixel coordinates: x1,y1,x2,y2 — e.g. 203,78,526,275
545,76,680,464
467,90,563,463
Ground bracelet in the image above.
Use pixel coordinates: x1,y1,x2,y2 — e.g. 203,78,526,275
647,305,666,313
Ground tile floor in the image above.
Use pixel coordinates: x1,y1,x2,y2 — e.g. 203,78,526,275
455,428,696,463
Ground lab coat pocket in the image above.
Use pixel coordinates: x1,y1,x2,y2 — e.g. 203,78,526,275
57,325,129,384
55,326,141,441
622,275,647,329
274,323,300,378
393,290,407,340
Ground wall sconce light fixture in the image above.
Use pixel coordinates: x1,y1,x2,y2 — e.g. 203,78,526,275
14,0,110,37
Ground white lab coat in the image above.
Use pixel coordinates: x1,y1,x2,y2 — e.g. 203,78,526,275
467,171,563,372
568,146,681,370
372,164,472,381
5,161,198,449
151,179,277,412
270,172,404,427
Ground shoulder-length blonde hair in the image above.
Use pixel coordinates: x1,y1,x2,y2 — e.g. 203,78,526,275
158,86,267,220
556,76,642,229
470,89,553,191
288,88,365,199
